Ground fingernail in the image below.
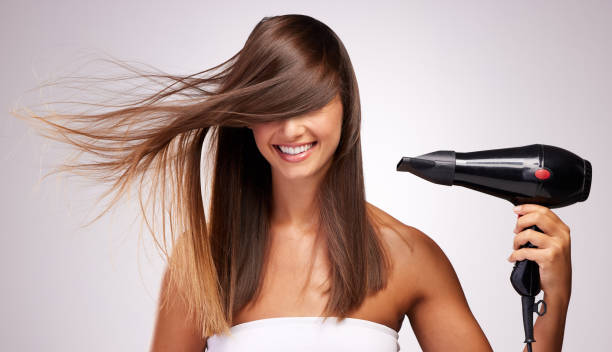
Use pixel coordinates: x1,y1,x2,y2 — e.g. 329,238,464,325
513,205,522,213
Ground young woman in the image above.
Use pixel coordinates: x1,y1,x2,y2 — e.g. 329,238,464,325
15,14,572,352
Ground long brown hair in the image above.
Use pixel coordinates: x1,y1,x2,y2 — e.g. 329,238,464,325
11,14,391,338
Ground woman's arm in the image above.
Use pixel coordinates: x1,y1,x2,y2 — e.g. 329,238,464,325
150,267,207,352
392,202,572,351
400,203,573,352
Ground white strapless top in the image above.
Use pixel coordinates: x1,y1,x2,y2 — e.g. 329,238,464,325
205,316,400,351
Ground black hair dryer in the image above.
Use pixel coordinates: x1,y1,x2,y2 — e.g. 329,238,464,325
396,144,592,352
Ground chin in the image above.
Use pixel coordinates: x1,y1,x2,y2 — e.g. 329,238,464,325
271,165,317,180
280,169,313,180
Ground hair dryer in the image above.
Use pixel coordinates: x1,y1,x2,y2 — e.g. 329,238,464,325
396,144,592,352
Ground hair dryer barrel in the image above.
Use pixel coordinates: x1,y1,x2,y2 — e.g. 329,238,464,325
396,144,592,208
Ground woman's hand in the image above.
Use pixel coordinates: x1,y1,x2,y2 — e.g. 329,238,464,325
507,204,572,299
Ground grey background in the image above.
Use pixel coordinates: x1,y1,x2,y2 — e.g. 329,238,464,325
2,1,610,351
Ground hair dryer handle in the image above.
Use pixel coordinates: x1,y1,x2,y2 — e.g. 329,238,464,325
510,225,543,297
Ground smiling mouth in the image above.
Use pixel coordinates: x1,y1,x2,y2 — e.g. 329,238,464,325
273,141,317,155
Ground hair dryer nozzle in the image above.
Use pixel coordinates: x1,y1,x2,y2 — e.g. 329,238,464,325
396,151,455,186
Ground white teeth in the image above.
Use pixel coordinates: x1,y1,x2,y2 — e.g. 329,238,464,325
278,143,314,155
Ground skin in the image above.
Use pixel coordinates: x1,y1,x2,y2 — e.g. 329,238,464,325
150,93,572,351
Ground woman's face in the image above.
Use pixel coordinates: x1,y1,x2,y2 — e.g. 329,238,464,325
249,93,343,182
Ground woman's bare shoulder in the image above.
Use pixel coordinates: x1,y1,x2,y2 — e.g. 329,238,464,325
366,201,433,255
366,202,451,310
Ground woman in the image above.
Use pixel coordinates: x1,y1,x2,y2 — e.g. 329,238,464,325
14,14,571,351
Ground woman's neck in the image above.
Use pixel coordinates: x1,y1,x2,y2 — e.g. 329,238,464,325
270,163,333,234
270,174,319,233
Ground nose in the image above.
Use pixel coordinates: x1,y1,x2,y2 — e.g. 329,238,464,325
279,117,306,138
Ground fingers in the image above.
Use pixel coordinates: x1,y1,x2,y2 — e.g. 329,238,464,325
512,228,551,249
509,204,572,266
513,204,570,239
513,211,556,236
507,247,553,265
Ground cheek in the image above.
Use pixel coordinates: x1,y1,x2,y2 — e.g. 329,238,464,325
327,118,343,149
250,127,273,157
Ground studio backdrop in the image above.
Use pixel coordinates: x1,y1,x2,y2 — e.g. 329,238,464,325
1,1,610,351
